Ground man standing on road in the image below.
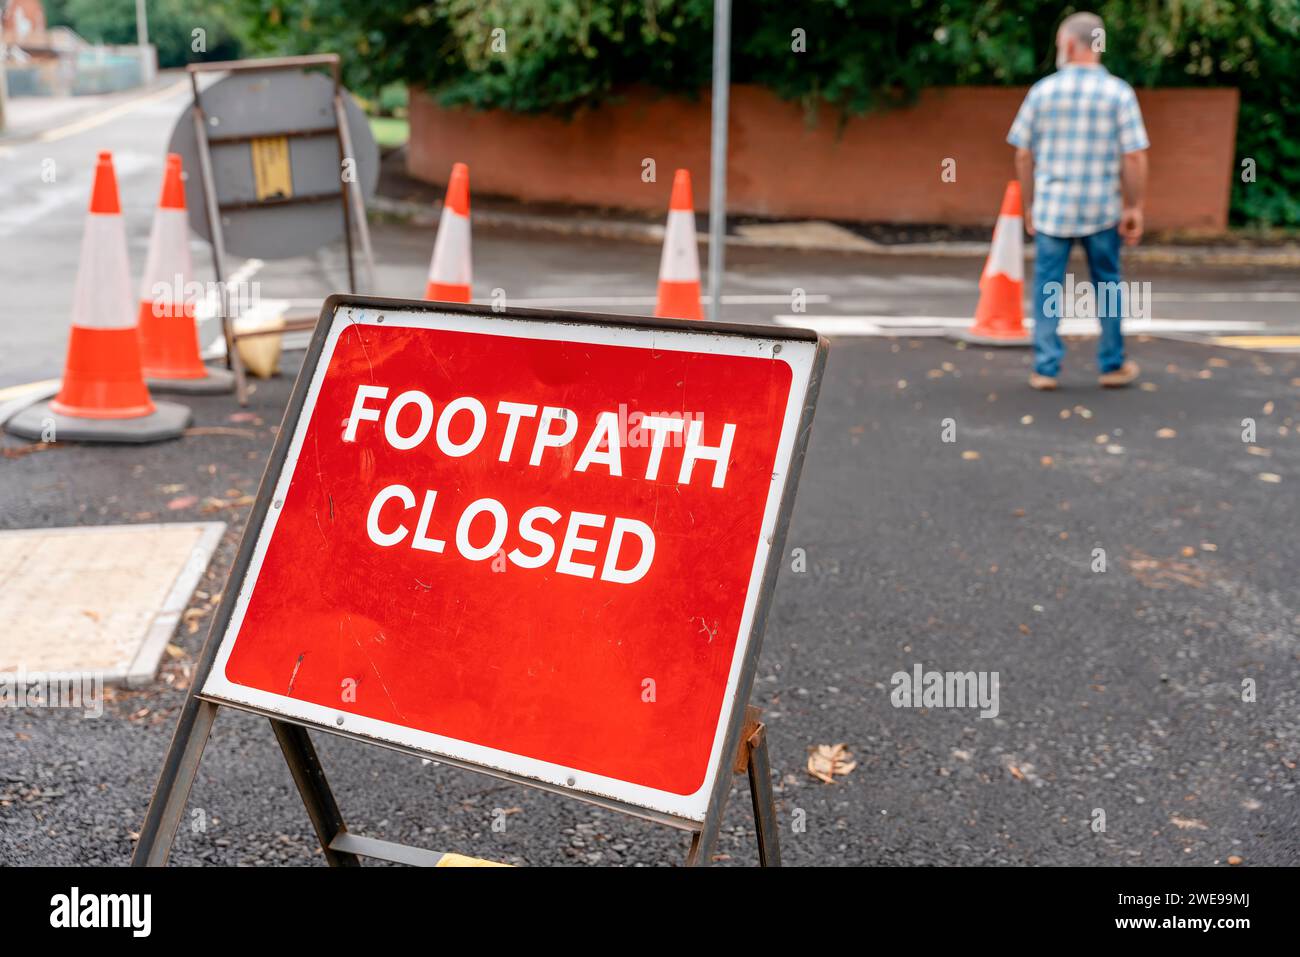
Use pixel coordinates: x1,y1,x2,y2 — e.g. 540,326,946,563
1007,11,1150,391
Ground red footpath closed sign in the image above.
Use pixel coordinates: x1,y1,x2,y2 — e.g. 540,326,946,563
202,298,825,822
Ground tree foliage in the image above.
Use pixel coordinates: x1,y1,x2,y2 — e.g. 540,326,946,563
235,1,1300,225
55,0,244,68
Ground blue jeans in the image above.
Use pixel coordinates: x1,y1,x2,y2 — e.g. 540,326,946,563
1032,226,1125,377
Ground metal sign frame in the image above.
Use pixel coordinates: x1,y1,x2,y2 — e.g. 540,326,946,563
133,296,828,867
184,54,376,406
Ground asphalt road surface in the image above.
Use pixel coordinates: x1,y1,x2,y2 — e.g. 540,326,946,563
1,333,1295,866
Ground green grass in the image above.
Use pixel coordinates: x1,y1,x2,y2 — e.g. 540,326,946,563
369,116,409,150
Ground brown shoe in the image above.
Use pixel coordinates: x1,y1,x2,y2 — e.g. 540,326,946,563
1099,360,1140,388
1029,373,1058,391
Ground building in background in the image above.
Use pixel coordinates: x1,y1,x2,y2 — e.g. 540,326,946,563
2,0,154,98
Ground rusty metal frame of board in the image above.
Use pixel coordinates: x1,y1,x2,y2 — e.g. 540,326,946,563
184,54,375,407
132,295,829,868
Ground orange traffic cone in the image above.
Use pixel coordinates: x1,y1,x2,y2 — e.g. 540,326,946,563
950,181,1031,346
138,153,233,394
424,162,471,302
5,151,190,443
654,169,702,321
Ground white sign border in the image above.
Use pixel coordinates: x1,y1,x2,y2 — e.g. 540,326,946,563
202,304,816,823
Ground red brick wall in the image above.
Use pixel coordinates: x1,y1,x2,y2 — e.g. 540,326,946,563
3,0,48,42
409,84,1240,232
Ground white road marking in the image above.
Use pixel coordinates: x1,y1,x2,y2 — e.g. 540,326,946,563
772,314,1277,336
200,258,274,356
503,294,831,307
0,150,157,237
1153,291,1300,302
30,80,190,145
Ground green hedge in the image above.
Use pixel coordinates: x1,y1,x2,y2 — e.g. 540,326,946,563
235,0,1299,227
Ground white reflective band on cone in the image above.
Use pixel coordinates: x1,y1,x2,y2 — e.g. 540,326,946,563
139,208,194,301
73,213,135,330
982,214,1024,282
658,209,700,282
428,207,472,285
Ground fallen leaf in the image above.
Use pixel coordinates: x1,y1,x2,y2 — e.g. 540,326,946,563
961,450,980,461
1139,382,1158,392
182,607,207,634
807,743,856,784
1020,415,1034,425
1180,546,1196,558
200,494,257,514
1201,543,1217,552
167,496,198,511
1125,550,1208,590
1228,855,1243,866
1040,456,1054,467
1259,472,1282,484
1156,428,1177,438
1246,446,1271,457
1,442,62,459
1263,401,1275,415
1106,444,1125,455
1170,815,1209,831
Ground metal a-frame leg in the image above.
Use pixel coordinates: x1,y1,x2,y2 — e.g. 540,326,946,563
189,72,251,406
269,719,361,866
331,93,375,295
133,696,220,866
686,704,782,866
132,700,362,866
746,722,781,866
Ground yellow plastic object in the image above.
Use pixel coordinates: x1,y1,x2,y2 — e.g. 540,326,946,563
233,313,285,379
250,136,293,201
435,853,511,868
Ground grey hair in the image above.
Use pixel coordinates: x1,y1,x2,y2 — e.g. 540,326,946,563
1060,11,1105,51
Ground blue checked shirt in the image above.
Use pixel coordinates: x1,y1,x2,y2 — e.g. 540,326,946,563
1007,65,1150,238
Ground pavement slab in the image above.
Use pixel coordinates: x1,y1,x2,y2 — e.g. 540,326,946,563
0,522,223,685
